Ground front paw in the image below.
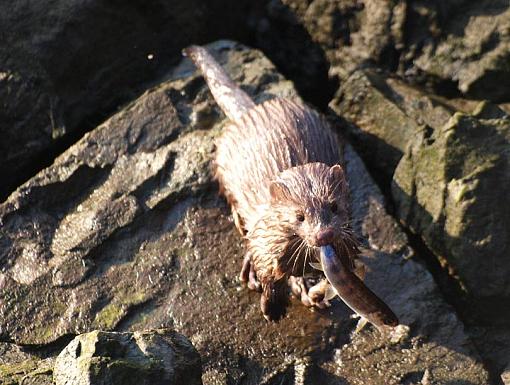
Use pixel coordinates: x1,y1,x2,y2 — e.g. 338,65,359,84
260,280,288,321
289,276,331,309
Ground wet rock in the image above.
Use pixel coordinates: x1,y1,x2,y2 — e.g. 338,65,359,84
332,67,510,382
53,329,201,385
0,68,63,205
330,67,510,182
252,0,337,107
254,0,399,80
0,0,263,200
0,41,489,384
330,69,425,184
0,40,289,345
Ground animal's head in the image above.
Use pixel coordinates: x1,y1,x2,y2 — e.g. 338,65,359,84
269,163,351,248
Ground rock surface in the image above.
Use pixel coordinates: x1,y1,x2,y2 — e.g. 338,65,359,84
331,69,425,184
413,0,510,101
0,41,490,384
331,66,510,301
53,329,201,385
255,0,510,102
0,0,263,200
331,66,510,382
4,0,509,203
0,343,54,385
393,109,510,301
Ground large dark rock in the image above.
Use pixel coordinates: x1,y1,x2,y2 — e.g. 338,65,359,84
393,109,510,301
0,0,263,200
330,69,425,184
0,41,489,384
413,0,510,101
53,329,201,385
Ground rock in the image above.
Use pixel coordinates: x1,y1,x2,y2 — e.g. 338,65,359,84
0,0,263,200
330,68,481,185
0,41,489,384
256,0,510,103
0,40,290,345
413,0,510,101
330,69,424,185
332,67,510,383
393,109,510,300
0,68,64,204
0,342,54,385
254,0,399,79
53,329,201,385
252,0,336,107
392,107,510,378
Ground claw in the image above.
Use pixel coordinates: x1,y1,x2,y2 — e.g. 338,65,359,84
248,267,261,292
353,316,369,333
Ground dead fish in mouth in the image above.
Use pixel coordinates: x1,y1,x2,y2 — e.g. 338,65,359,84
315,244,399,331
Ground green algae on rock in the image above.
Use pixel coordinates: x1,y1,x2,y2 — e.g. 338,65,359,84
0,343,54,385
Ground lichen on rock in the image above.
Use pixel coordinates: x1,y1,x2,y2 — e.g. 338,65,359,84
53,329,202,385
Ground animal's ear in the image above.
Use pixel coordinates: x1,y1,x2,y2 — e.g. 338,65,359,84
328,164,345,181
328,164,347,192
269,181,290,202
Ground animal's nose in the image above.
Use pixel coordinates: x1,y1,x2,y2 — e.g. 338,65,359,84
315,228,335,246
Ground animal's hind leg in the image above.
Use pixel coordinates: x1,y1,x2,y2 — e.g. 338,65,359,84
289,276,331,309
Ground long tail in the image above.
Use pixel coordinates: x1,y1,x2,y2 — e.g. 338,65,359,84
183,45,256,122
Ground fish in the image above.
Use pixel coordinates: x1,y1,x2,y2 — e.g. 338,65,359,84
318,245,399,330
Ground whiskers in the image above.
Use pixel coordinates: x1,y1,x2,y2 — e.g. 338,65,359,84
302,243,315,278
337,225,361,257
284,237,306,275
284,237,317,276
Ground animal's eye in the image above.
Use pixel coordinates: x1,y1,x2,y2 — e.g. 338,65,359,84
296,212,305,222
330,202,338,214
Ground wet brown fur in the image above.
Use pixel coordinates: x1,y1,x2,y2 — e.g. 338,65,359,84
184,45,359,319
